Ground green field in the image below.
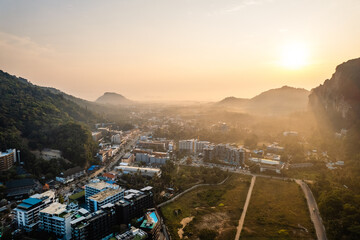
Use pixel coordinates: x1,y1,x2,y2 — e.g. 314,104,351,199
241,178,315,239
161,174,251,240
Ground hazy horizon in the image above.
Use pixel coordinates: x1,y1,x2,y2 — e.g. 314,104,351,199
1,0,360,101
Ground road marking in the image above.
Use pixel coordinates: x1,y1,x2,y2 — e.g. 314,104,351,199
235,175,256,240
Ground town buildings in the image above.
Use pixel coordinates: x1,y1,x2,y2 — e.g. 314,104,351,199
39,202,72,240
88,188,124,212
116,187,154,224
115,166,161,177
71,204,117,240
85,181,121,207
0,149,16,171
15,190,56,232
56,166,85,184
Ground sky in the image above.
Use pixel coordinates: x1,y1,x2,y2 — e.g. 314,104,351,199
1,0,360,102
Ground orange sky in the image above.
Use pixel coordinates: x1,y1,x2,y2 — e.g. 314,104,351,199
1,0,360,101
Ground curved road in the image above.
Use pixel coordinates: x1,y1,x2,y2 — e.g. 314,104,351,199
296,180,327,240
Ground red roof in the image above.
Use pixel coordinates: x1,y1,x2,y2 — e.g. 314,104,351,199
103,173,116,179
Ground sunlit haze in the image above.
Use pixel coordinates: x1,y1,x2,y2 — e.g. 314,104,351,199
1,0,360,101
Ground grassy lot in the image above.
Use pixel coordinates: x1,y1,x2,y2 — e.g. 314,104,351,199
161,174,251,240
241,178,316,239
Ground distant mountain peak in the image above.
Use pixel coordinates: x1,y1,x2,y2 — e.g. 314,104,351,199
217,85,309,115
95,92,132,105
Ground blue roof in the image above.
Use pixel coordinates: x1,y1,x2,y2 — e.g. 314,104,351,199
106,180,116,184
23,198,42,206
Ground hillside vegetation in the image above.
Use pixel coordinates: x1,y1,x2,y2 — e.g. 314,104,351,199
0,70,98,171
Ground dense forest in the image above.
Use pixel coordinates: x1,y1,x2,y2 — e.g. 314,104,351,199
0,70,99,175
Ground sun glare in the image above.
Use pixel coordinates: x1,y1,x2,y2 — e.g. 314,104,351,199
280,43,309,69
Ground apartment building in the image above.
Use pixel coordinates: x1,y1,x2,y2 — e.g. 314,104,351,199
115,186,154,224
39,202,72,240
71,204,117,240
88,188,124,212
0,149,16,171
15,190,56,232
85,181,120,206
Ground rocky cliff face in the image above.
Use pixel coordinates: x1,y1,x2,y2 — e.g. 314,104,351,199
309,58,360,129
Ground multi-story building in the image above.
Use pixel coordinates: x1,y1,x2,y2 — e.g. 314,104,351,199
122,152,135,163
91,132,102,142
135,151,169,165
194,141,210,154
140,210,161,240
88,188,124,212
15,190,56,232
179,139,195,153
111,134,122,144
39,202,72,240
85,181,120,206
137,141,166,152
115,186,154,224
71,204,117,240
0,149,16,171
179,140,210,154
203,144,245,166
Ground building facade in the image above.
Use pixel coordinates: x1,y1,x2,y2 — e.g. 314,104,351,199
0,149,16,171
39,202,72,240
15,190,56,232
88,188,124,212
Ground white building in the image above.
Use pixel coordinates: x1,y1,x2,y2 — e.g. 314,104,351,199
85,181,120,205
39,202,72,240
179,139,195,152
135,152,169,165
179,139,210,154
194,141,210,153
115,166,161,177
111,134,122,144
15,190,56,232
88,188,124,212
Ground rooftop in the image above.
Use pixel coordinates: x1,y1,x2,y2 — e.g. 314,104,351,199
86,181,110,190
0,149,15,157
18,198,42,209
40,202,68,217
89,188,123,202
140,211,159,229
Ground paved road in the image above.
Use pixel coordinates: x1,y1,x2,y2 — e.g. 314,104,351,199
157,176,229,208
296,180,327,240
235,175,256,240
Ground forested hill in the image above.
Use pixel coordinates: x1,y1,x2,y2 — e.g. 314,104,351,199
0,70,98,168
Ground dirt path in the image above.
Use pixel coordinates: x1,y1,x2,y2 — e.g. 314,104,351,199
234,175,256,240
178,216,194,239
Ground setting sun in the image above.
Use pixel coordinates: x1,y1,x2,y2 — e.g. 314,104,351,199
281,43,309,70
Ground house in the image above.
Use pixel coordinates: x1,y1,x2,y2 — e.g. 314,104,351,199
56,166,85,184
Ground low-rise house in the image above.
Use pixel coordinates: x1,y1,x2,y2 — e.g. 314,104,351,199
115,166,161,177
56,166,85,184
